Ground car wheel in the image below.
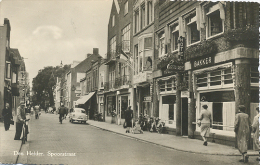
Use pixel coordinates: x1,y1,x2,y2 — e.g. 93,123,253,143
83,121,86,124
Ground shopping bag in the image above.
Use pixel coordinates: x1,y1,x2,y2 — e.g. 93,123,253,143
10,119,14,125
123,121,127,128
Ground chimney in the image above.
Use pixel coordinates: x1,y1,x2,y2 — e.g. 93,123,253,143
93,48,99,55
86,53,92,58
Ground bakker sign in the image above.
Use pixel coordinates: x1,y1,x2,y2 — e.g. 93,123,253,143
192,56,214,69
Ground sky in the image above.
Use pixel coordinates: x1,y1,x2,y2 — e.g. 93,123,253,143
0,0,113,84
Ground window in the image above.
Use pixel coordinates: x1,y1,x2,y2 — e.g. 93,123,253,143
12,72,17,83
206,3,224,38
186,13,200,45
141,4,145,29
121,24,131,52
170,23,179,51
251,66,259,84
134,9,139,33
134,45,138,75
158,32,165,57
112,15,115,27
147,1,153,25
159,78,176,92
196,67,234,88
5,62,11,79
124,1,128,15
110,36,116,54
100,71,104,88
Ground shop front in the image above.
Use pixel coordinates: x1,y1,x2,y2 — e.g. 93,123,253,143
105,93,116,124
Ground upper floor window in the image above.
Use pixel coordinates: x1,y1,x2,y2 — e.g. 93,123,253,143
124,1,128,15
5,61,11,79
158,32,166,57
170,23,179,52
134,9,139,33
186,12,200,46
140,3,145,29
147,1,153,25
110,36,116,53
206,3,224,38
112,15,115,27
122,24,131,52
251,66,259,84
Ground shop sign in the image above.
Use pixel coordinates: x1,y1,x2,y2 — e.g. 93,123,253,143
192,56,214,69
178,36,185,60
144,96,151,102
181,91,189,98
133,72,152,84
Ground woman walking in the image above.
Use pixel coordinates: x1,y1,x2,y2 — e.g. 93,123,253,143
252,107,259,161
234,105,251,163
198,104,212,146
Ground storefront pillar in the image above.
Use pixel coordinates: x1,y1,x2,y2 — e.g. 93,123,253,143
234,59,251,115
176,72,182,136
188,70,196,138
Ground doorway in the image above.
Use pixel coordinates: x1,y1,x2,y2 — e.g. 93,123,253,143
181,98,188,136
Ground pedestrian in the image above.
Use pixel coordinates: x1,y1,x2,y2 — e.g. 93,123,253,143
124,106,133,133
58,103,66,124
2,103,12,131
252,107,259,161
197,104,212,146
14,102,26,140
35,105,40,119
234,105,251,163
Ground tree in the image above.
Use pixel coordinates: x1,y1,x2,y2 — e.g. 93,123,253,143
32,65,70,108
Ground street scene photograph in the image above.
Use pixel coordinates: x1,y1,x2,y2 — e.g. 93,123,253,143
0,0,259,165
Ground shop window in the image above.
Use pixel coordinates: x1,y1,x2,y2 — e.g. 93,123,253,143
159,78,176,92
196,67,234,89
124,1,128,16
210,70,221,86
170,23,179,52
186,13,200,46
196,73,207,87
250,66,259,83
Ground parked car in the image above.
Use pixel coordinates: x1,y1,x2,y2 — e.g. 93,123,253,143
69,108,88,124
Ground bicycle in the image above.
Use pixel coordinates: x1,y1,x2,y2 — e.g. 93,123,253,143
22,119,30,144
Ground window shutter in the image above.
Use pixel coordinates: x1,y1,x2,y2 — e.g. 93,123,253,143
196,6,201,31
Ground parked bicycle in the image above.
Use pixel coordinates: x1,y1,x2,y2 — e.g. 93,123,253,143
22,119,30,144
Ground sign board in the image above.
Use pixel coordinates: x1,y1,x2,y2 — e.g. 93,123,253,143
181,91,189,98
144,96,152,102
178,36,185,60
191,56,214,69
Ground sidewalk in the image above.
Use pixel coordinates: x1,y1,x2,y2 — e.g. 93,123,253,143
0,121,22,164
87,120,258,156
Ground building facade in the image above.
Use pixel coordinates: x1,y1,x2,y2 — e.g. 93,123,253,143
153,1,259,146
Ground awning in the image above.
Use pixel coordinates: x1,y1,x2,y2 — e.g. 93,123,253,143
76,92,95,105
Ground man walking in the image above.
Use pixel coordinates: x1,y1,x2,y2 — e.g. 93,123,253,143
14,102,26,140
2,103,12,131
58,103,66,124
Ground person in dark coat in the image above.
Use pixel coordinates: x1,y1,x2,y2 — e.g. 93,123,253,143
58,103,66,124
14,102,26,140
2,103,12,131
124,106,133,133
234,105,251,163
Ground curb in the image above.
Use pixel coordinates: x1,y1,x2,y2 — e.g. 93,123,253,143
88,123,254,156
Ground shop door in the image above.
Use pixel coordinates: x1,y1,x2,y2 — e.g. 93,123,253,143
181,98,188,136
121,96,128,119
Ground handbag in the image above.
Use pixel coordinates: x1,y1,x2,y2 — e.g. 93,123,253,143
123,121,127,128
